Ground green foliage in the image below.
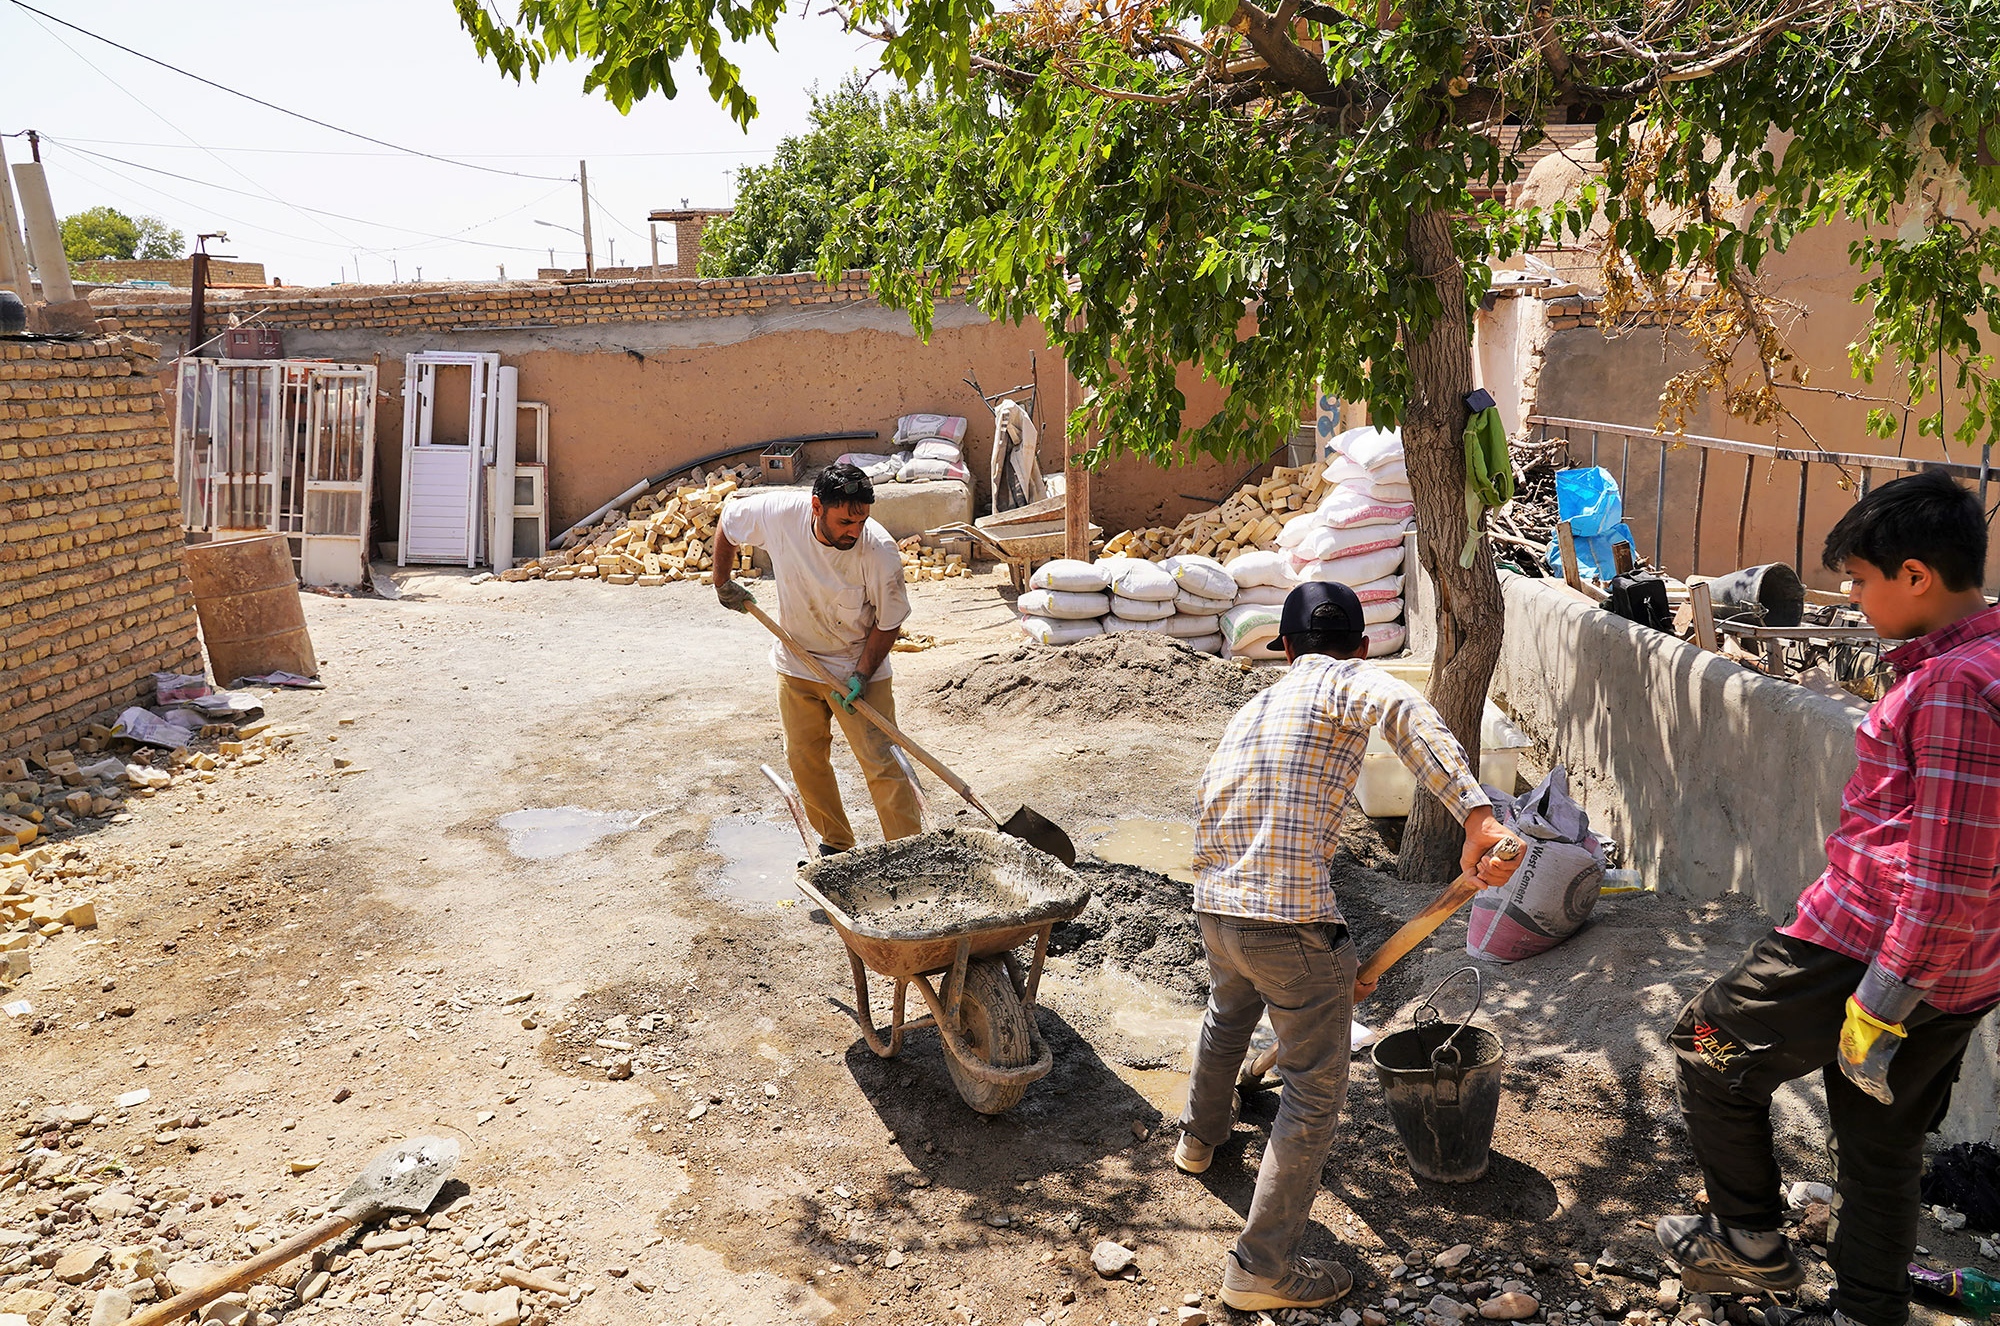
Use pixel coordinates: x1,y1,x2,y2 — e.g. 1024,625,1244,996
61,207,184,263
699,79,959,277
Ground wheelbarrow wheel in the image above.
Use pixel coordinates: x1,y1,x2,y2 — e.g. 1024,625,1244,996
942,957,1034,1115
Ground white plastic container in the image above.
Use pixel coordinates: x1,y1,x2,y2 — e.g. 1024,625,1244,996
1354,661,1533,817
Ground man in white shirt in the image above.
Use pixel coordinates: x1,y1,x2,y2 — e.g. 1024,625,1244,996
711,463,923,854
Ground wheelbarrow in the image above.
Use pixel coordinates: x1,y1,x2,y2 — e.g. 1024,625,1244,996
762,767,1093,1114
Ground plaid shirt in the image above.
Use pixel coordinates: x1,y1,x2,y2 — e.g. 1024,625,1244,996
1782,604,2000,1014
1192,654,1489,923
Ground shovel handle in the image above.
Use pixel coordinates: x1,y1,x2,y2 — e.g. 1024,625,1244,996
740,602,1002,827
126,1213,355,1326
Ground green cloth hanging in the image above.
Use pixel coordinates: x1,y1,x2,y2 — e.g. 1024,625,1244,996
1460,403,1513,568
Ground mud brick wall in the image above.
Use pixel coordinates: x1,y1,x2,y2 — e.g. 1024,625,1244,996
74,258,267,287
0,335,202,760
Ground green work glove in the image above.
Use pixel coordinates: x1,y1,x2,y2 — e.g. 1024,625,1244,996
1838,996,1906,1104
833,673,865,713
715,580,755,613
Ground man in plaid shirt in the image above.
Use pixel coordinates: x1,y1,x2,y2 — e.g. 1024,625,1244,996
1658,471,2000,1326
1175,581,1521,1313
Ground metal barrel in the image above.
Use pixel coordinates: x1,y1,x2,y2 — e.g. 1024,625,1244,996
182,535,317,685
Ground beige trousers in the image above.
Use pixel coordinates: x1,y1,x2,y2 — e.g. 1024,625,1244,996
776,674,924,852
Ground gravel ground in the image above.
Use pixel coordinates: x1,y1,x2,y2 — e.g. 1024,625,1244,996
1,566,1989,1326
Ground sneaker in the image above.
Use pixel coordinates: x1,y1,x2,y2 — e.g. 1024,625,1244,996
1655,1213,1806,1293
1220,1251,1353,1311
1173,1090,1241,1174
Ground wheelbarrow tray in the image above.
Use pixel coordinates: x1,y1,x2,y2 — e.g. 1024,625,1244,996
796,828,1092,1109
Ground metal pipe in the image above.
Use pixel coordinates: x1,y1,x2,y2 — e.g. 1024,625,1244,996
1794,460,1810,574
1655,439,1667,569
1692,448,1710,576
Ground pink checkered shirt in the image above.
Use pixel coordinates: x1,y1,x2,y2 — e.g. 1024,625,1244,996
1782,603,2000,1014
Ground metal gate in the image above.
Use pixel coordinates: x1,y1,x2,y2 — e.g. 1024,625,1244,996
174,358,379,586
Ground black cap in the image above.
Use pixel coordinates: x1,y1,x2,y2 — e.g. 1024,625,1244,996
1279,581,1364,638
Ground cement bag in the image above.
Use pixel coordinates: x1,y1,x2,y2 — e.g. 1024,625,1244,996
913,439,963,463
1226,549,1293,589
1022,615,1105,646
1175,587,1236,615
1233,582,1291,607
1109,592,1176,622
1354,573,1404,603
896,413,969,445
1180,632,1225,654
1327,453,1409,487
1017,588,1111,620
1222,603,1285,658
1164,613,1220,637
1362,597,1404,625
1466,767,1605,963
1319,486,1416,529
1030,558,1110,593
839,451,905,482
1369,480,1414,504
1364,622,1407,657
898,457,970,483
1104,613,1175,633
1289,545,1406,586
1291,519,1410,563
1334,426,1406,471
1161,554,1235,602
1108,560,1178,602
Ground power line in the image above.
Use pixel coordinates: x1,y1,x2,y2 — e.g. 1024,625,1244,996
39,136,779,162
5,0,574,184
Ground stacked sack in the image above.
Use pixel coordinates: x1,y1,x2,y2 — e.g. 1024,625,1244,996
893,414,971,483
1015,555,1236,653
1218,426,1413,660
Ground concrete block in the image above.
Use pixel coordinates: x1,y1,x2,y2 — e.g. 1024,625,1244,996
867,479,974,541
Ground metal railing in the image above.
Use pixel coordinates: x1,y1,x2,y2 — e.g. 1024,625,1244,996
1525,415,1995,578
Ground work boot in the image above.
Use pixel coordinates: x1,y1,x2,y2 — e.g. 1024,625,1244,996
1655,1213,1805,1293
1173,1089,1240,1175
1219,1251,1353,1311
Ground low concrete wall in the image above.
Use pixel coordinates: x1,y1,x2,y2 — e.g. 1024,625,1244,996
1489,574,1997,1143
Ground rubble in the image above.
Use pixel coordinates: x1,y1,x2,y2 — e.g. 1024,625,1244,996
1103,461,1332,560
509,465,763,584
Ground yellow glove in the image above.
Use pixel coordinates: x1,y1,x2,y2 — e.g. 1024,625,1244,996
1837,995,1906,1105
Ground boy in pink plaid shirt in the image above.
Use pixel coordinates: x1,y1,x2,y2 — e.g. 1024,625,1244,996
1658,471,2000,1326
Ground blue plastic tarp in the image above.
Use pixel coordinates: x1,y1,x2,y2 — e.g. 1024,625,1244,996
1543,467,1637,583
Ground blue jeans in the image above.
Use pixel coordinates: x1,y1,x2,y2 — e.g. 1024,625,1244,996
1180,912,1357,1279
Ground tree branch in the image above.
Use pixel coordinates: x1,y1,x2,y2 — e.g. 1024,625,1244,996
1231,0,1333,99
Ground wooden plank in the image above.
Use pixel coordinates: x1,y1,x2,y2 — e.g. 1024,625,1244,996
1556,521,1609,602
1712,623,1878,642
1690,580,1719,653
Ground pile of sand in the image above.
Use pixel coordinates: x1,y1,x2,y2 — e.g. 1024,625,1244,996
923,632,1280,723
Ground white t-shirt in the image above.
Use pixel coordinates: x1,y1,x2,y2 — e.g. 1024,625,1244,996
718,488,911,682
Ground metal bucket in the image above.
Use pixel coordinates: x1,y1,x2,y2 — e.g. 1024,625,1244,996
1708,563,1806,628
183,534,317,685
1371,968,1505,1183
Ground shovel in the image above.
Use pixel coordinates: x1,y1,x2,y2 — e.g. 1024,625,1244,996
741,600,1076,865
127,1136,460,1326
1239,837,1522,1085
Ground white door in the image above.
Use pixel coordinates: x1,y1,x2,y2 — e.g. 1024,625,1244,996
398,352,497,567
299,367,377,585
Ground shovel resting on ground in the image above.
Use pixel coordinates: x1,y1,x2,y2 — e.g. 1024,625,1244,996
741,600,1077,866
1240,837,1522,1085
126,1137,460,1326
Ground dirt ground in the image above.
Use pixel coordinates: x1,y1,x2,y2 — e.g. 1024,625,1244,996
2,567,1991,1326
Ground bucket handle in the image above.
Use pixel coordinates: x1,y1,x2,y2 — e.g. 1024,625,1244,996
1411,966,1484,1082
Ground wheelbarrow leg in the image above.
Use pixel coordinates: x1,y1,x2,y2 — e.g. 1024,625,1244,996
847,949,912,1058
944,937,972,1028
1005,924,1053,1010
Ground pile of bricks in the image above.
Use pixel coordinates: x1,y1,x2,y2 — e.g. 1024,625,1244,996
1104,460,1333,560
897,538,969,583
501,465,762,586
0,335,203,761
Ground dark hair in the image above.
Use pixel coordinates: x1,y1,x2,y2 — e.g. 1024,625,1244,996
1822,468,1986,591
813,462,874,507
1285,629,1367,658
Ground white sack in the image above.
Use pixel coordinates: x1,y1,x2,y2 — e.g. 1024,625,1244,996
1164,613,1220,637
1109,593,1177,621
913,439,963,463
1365,622,1407,657
1104,614,1175,633
1362,597,1404,625
1226,549,1293,588
1353,573,1404,604
1175,587,1237,615
1179,632,1226,655
897,457,970,483
1022,615,1105,645
1018,588,1111,620
1030,558,1110,593
1288,545,1407,587
1108,560,1179,602
1318,486,1417,529
1160,554,1235,602
896,414,969,445
1233,583,1293,607
1334,426,1406,471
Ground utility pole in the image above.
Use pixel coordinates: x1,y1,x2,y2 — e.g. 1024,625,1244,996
608,238,615,269
190,231,228,356
391,259,399,283
578,160,595,279
649,224,660,277
25,130,39,163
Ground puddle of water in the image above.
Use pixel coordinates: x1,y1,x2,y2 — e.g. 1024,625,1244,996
498,808,643,860
706,816,807,907
1085,818,1196,883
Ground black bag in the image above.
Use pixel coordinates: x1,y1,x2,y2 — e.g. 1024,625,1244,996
1608,572,1672,632
1922,1142,2000,1231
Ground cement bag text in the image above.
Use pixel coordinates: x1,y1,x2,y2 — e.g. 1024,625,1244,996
1466,766,1605,963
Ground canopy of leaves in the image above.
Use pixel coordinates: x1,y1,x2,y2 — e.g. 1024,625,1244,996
699,79,960,277
61,206,185,264
459,0,2000,467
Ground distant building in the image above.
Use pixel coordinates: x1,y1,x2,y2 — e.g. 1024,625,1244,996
72,258,268,287
536,208,731,281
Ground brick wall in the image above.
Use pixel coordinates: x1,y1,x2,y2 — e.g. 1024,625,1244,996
74,258,267,287
89,270,881,353
0,335,203,760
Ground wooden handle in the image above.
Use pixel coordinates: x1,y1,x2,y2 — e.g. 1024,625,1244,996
1356,836,1523,991
742,601,1002,826
126,1213,354,1326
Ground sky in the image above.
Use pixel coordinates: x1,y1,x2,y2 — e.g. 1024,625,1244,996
2,0,874,286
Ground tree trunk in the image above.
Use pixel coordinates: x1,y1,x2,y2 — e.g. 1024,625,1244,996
1396,207,1507,884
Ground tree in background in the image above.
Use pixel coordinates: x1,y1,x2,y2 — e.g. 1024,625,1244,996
459,0,2000,881
697,78,961,277
61,206,184,263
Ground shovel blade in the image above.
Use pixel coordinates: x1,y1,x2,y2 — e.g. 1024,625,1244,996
999,804,1076,867
338,1136,460,1220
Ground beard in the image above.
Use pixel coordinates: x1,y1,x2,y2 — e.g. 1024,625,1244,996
815,515,860,550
